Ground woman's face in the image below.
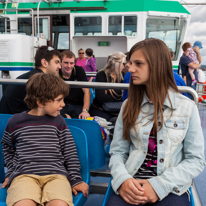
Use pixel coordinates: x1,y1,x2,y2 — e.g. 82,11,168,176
128,49,150,86
78,50,85,58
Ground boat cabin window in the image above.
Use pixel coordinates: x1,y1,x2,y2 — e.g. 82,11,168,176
124,16,137,36
35,16,50,40
146,18,185,61
74,16,102,36
108,16,122,35
52,15,69,50
108,15,137,36
0,18,10,34
18,18,32,36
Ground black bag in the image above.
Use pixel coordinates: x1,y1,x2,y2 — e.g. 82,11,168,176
102,101,122,113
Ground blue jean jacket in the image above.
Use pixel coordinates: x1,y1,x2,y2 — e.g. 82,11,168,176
109,89,205,200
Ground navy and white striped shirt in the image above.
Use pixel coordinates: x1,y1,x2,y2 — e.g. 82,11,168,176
1,111,82,187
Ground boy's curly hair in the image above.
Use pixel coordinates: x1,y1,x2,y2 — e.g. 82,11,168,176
24,73,69,109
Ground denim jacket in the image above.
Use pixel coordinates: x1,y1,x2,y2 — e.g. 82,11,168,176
109,89,205,200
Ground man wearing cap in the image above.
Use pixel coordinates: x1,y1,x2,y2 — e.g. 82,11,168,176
0,46,62,114
179,41,202,99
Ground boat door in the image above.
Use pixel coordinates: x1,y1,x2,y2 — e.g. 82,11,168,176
34,13,70,51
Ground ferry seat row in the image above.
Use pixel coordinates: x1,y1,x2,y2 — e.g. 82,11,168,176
0,114,90,206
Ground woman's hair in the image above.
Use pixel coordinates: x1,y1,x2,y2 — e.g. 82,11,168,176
24,73,69,109
85,48,95,58
123,38,178,140
78,48,84,53
99,52,126,83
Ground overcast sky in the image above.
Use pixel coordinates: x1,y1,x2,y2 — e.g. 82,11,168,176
173,0,206,64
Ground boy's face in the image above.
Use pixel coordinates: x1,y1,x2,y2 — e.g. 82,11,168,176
47,55,61,76
43,94,65,117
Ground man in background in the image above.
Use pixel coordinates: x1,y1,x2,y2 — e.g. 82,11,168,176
59,50,91,119
0,46,61,114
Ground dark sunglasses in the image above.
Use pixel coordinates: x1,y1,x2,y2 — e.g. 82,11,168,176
43,46,54,58
79,52,84,54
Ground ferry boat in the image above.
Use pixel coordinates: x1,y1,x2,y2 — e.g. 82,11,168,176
0,0,190,78
1,1,206,206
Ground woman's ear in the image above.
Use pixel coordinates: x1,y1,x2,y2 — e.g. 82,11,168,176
41,58,48,68
36,99,44,108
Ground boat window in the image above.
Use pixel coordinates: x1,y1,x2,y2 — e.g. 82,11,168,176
74,16,102,36
0,18,10,34
52,15,69,49
124,16,137,36
57,33,69,49
146,18,186,61
18,18,32,36
35,16,50,40
108,16,122,35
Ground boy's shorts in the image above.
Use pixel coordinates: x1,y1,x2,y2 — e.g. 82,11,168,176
7,174,73,206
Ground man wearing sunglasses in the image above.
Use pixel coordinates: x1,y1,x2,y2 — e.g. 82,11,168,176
59,50,91,119
0,46,61,114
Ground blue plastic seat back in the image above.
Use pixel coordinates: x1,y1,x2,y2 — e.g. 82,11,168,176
65,118,105,170
69,126,90,206
0,124,90,206
0,114,13,183
102,180,196,206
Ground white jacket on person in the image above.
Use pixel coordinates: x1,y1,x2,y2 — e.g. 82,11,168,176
109,89,205,200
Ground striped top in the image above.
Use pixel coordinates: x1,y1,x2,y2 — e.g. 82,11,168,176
133,128,157,179
1,111,82,187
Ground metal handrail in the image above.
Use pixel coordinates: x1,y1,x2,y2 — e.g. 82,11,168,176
0,79,198,105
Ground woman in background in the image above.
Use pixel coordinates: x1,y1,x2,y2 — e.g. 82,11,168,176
76,48,87,70
85,48,97,82
89,52,126,121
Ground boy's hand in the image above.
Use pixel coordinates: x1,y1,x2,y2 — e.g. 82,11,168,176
72,182,89,197
2,177,9,188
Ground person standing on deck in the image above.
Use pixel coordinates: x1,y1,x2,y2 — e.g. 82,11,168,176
179,42,201,99
75,48,87,71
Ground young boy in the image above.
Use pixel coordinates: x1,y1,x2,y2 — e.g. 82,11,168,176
1,73,89,206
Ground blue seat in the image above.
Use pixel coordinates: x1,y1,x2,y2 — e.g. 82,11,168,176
65,118,105,170
69,126,90,206
0,114,13,183
102,179,196,206
0,116,90,206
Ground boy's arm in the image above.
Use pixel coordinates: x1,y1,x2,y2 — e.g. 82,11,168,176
59,127,83,187
1,130,16,178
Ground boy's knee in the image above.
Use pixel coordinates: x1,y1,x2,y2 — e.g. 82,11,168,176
45,199,68,206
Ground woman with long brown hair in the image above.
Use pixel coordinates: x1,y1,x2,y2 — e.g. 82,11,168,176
107,39,205,206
